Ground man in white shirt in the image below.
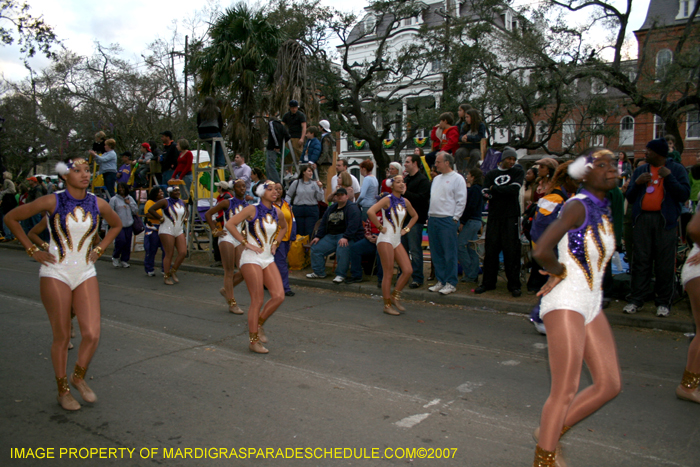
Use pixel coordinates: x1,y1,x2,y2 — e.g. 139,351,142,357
232,154,252,192
329,158,361,202
427,152,467,295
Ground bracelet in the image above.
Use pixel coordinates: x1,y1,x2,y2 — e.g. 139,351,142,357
551,264,567,281
93,246,103,257
403,227,410,233
26,245,40,257
212,228,221,236
40,242,50,251
272,239,279,245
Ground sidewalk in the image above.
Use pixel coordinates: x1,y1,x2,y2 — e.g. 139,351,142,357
1,242,695,333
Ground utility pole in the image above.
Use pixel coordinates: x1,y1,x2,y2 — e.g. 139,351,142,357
184,35,188,115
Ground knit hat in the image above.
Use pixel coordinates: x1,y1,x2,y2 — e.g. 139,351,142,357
501,147,518,160
646,138,669,158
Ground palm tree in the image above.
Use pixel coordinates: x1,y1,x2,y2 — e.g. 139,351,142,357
191,3,281,155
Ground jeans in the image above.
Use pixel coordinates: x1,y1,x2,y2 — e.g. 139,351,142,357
457,219,481,282
198,132,226,168
310,234,353,277
143,226,164,273
182,173,193,201
2,217,13,240
401,222,425,284
103,172,117,197
162,169,174,184
24,213,49,241
293,204,319,237
349,238,383,281
274,240,291,292
113,225,133,263
428,216,459,286
266,149,281,184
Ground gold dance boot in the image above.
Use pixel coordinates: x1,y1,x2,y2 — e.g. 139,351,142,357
70,364,97,403
676,370,700,403
383,298,400,316
164,272,174,285
532,426,569,467
258,317,268,343
56,376,80,411
220,287,243,314
390,290,406,312
170,268,179,283
249,332,269,354
533,445,556,467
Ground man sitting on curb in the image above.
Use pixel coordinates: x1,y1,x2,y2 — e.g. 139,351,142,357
307,187,364,283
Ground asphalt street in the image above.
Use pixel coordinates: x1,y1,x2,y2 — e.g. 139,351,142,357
1,248,698,466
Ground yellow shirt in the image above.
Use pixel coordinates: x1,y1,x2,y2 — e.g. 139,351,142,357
145,200,163,225
278,200,294,242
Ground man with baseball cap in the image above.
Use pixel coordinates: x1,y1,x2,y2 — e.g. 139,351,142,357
306,187,364,282
624,138,690,317
282,100,307,161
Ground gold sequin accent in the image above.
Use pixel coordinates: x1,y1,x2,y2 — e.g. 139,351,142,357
249,332,260,343
568,237,594,291
258,316,267,327
73,364,87,380
681,370,700,390
533,445,556,467
53,215,67,262
56,376,70,395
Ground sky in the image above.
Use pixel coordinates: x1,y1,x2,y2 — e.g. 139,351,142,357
1,0,651,83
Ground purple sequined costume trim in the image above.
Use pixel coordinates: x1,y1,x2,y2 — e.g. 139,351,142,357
566,190,611,289
247,203,279,247
164,197,184,222
225,197,248,221
49,191,100,262
383,194,405,231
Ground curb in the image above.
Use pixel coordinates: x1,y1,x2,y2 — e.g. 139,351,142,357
1,242,695,334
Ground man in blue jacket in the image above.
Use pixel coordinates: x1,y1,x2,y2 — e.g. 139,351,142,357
623,138,690,317
300,126,322,169
306,187,364,283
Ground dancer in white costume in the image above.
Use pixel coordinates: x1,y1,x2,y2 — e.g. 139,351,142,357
205,180,248,314
531,149,622,467
148,181,188,285
367,175,418,315
5,157,122,411
677,211,700,404
226,180,287,354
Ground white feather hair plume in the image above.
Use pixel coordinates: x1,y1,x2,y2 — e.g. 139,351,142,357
254,182,266,198
567,156,590,180
55,162,70,175
385,178,394,188
167,186,174,193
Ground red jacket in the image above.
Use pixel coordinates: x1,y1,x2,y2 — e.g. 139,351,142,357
430,125,460,154
173,150,193,179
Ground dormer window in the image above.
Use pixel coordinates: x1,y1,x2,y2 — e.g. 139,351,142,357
365,14,376,34
676,0,696,19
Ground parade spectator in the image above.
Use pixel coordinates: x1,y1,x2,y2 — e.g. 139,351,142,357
109,182,138,268
455,103,472,137
143,187,166,276
286,164,324,236
345,214,384,286
329,159,360,202
274,183,296,296
381,162,402,194
520,167,537,218
458,168,484,284
266,114,290,184
624,138,690,317
45,177,56,194
116,152,133,186
426,113,460,166
456,108,486,171
24,176,45,234
402,153,431,288
338,171,355,201
282,100,307,159
300,126,321,166
1,171,17,241
318,120,335,185
535,157,559,202
197,96,226,168
306,187,363,282
356,159,378,220
149,139,162,184
135,143,153,188
666,134,682,164
476,148,524,297
210,181,232,267
617,151,632,186
173,139,194,200
91,138,118,197
247,168,266,203
232,153,252,193
160,131,179,183
92,131,106,154
427,152,467,295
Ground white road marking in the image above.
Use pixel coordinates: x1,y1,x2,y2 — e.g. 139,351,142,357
499,360,521,366
423,398,441,408
457,381,484,393
533,343,548,349
394,413,431,428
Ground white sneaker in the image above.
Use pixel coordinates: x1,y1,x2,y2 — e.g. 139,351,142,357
332,275,344,284
112,258,120,268
622,303,640,314
306,272,325,279
533,321,547,335
439,283,457,295
656,306,670,317
147,271,156,277
120,262,130,268
428,282,444,292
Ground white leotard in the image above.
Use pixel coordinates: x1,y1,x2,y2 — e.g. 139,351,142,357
377,194,406,249
159,198,186,237
39,191,100,290
239,204,279,269
682,245,700,288
220,197,248,247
